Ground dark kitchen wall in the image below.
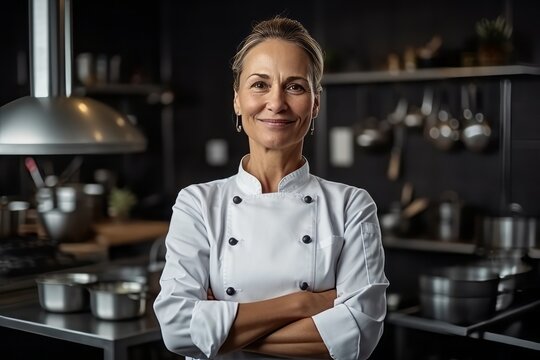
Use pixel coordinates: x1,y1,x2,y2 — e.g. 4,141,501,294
1,0,540,221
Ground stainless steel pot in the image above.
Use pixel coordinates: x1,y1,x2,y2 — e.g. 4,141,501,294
36,273,98,313
88,281,147,320
419,266,500,324
420,293,497,325
482,215,538,250
420,266,500,298
0,197,29,238
473,259,534,310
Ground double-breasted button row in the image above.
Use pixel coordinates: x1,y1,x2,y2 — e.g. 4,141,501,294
234,195,312,204
302,235,312,244
228,237,238,246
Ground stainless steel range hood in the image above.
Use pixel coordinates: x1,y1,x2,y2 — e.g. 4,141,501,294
0,0,146,154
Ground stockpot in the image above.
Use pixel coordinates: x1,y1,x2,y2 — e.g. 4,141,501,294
482,215,538,251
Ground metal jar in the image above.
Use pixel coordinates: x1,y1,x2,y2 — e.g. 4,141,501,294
88,281,147,320
36,273,98,313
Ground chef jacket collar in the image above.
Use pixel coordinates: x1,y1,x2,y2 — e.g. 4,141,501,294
236,155,310,194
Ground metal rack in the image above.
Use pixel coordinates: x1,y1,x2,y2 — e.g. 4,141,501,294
316,65,540,215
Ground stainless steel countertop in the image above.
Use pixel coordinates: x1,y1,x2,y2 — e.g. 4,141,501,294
0,256,163,360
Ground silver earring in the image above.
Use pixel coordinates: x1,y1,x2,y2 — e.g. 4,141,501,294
310,118,315,136
236,115,242,133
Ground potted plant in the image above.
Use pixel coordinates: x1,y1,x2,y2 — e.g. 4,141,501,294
108,187,137,222
476,16,513,66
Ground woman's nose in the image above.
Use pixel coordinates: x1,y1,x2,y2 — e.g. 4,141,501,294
266,87,288,113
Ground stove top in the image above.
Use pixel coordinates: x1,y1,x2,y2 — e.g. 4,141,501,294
0,236,86,278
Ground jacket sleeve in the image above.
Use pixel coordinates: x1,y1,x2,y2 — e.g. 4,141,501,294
312,189,389,360
153,188,238,359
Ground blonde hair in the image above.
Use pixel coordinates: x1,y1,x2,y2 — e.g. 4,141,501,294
232,16,324,93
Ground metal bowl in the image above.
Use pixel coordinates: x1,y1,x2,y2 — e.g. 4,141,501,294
88,281,147,321
36,273,98,313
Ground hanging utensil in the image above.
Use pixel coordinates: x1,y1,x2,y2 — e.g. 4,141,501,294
461,84,492,152
404,87,433,128
355,89,391,149
427,90,460,151
387,124,405,181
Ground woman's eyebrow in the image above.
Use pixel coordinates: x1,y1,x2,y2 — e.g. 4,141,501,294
247,73,270,80
247,73,308,83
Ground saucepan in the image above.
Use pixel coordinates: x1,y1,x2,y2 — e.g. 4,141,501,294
36,272,98,313
472,259,534,310
419,265,500,324
87,281,148,320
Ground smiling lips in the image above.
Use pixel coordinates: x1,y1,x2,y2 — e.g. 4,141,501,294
258,118,294,128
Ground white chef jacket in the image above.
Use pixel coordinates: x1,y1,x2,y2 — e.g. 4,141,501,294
154,156,389,360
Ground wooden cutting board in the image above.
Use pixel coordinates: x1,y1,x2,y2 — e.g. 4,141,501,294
93,220,170,246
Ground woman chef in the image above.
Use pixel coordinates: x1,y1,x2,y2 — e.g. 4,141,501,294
153,16,389,360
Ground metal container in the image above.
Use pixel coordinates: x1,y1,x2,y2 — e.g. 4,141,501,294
36,185,94,243
88,281,147,320
473,259,534,310
419,266,500,324
420,266,500,298
482,215,538,250
36,273,98,313
0,198,29,238
420,293,497,325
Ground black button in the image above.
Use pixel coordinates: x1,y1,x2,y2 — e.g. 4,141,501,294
300,282,309,291
228,237,238,246
303,195,313,203
226,287,236,296
233,196,242,204
302,235,312,244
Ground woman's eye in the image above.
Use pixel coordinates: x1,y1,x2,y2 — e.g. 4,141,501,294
250,81,268,90
286,83,306,93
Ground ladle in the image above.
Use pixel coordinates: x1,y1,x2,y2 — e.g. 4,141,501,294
461,84,491,152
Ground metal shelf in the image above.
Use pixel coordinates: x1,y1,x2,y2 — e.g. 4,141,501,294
388,299,540,350
322,65,540,85
74,83,164,95
72,84,174,106
383,236,477,255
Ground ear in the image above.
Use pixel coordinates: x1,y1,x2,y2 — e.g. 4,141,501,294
312,94,320,119
233,90,240,115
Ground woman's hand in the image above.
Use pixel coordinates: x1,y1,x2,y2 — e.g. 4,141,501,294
219,289,336,355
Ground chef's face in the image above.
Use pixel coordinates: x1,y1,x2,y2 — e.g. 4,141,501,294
233,39,319,153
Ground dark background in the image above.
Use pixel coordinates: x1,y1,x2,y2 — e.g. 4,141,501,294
2,0,539,221
2,1,540,359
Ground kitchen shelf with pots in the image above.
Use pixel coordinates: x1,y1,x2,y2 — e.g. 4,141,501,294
388,298,540,351
322,64,540,85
